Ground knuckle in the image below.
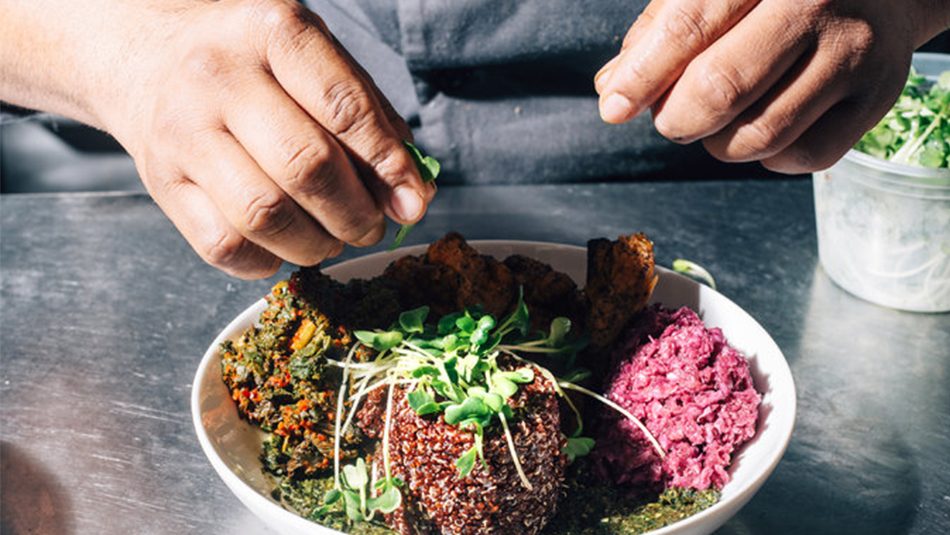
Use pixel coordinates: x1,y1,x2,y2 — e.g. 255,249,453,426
203,231,249,269
342,211,385,245
802,0,834,18
370,145,416,183
353,223,385,247
694,62,745,118
834,21,876,72
242,191,294,236
614,53,653,88
662,5,710,52
321,80,374,137
733,120,784,159
254,0,326,55
281,140,336,194
257,0,308,37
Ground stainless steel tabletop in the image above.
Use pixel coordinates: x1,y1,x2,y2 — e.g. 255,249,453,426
2,181,948,535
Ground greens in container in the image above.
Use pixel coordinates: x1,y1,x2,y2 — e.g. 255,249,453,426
855,69,950,169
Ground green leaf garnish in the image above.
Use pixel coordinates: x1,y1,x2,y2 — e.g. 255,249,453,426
560,367,592,384
444,396,490,425
407,389,434,412
491,375,518,399
855,67,950,168
503,367,535,384
404,141,441,183
323,488,342,505
354,329,404,352
563,436,596,463
367,484,401,514
398,306,429,334
342,458,369,489
547,317,571,346
390,142,441,250
455,446,478,478
327,292,608,491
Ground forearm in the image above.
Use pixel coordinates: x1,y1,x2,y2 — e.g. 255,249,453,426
0,1,196,129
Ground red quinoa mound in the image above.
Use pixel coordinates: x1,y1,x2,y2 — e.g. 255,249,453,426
594,305,760,492
357,365,565,534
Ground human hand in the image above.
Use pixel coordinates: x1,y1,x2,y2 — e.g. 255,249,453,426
595,0,950,173
100,0,433,278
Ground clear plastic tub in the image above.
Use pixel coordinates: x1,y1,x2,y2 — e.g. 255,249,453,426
813,53,950,313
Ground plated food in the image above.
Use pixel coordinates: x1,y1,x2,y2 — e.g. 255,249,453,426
192,242,795,533
210,233,769,534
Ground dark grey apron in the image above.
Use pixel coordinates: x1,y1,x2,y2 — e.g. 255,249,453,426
304,0,754,184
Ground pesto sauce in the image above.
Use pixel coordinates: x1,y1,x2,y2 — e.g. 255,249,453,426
271,473,394,535
269,459,719,535
543,461,720,534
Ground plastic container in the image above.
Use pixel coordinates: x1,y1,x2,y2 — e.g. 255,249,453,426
813,53,950,313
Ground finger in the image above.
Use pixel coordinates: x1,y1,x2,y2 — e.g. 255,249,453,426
184,130,342,266
330,39,437,205
702,54,846,163
651,1,811,143
223,71,386,247
254,2,429,224
761,96,885,174
594,0,662,89
151,177,282,279
596,0,757,123
330,34,414,142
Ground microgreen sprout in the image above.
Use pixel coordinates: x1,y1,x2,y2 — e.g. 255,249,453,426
325,288,666,506
321,457,402,523
672,259,717,290
390,142,441,250
855,68,950,168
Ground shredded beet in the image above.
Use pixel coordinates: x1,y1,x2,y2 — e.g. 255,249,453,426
594,305,760,492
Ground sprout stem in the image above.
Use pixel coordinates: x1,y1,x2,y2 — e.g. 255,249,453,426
498,410,533,490
672,259,717,290
333,343,360,489
383,379,396,482
558,381,666,460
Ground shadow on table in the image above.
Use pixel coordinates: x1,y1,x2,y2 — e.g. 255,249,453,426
1,441,74,535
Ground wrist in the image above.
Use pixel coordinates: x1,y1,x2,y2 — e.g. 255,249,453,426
0,1,199,149
85,2,201,154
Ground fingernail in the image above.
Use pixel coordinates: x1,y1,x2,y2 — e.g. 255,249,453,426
393,186,424,222
600,93,634,123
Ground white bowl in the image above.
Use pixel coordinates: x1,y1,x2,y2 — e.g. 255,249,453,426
192,241,796,535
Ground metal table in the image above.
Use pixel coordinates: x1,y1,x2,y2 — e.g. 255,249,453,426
2,181,948,534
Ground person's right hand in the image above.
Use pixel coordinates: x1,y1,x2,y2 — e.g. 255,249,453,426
99,0,434,278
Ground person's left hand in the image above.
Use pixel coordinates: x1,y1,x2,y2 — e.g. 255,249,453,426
595,0,950,173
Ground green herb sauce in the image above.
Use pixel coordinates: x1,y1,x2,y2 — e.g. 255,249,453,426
268,460,719,534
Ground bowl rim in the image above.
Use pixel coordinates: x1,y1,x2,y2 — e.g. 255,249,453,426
192,240,797,535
